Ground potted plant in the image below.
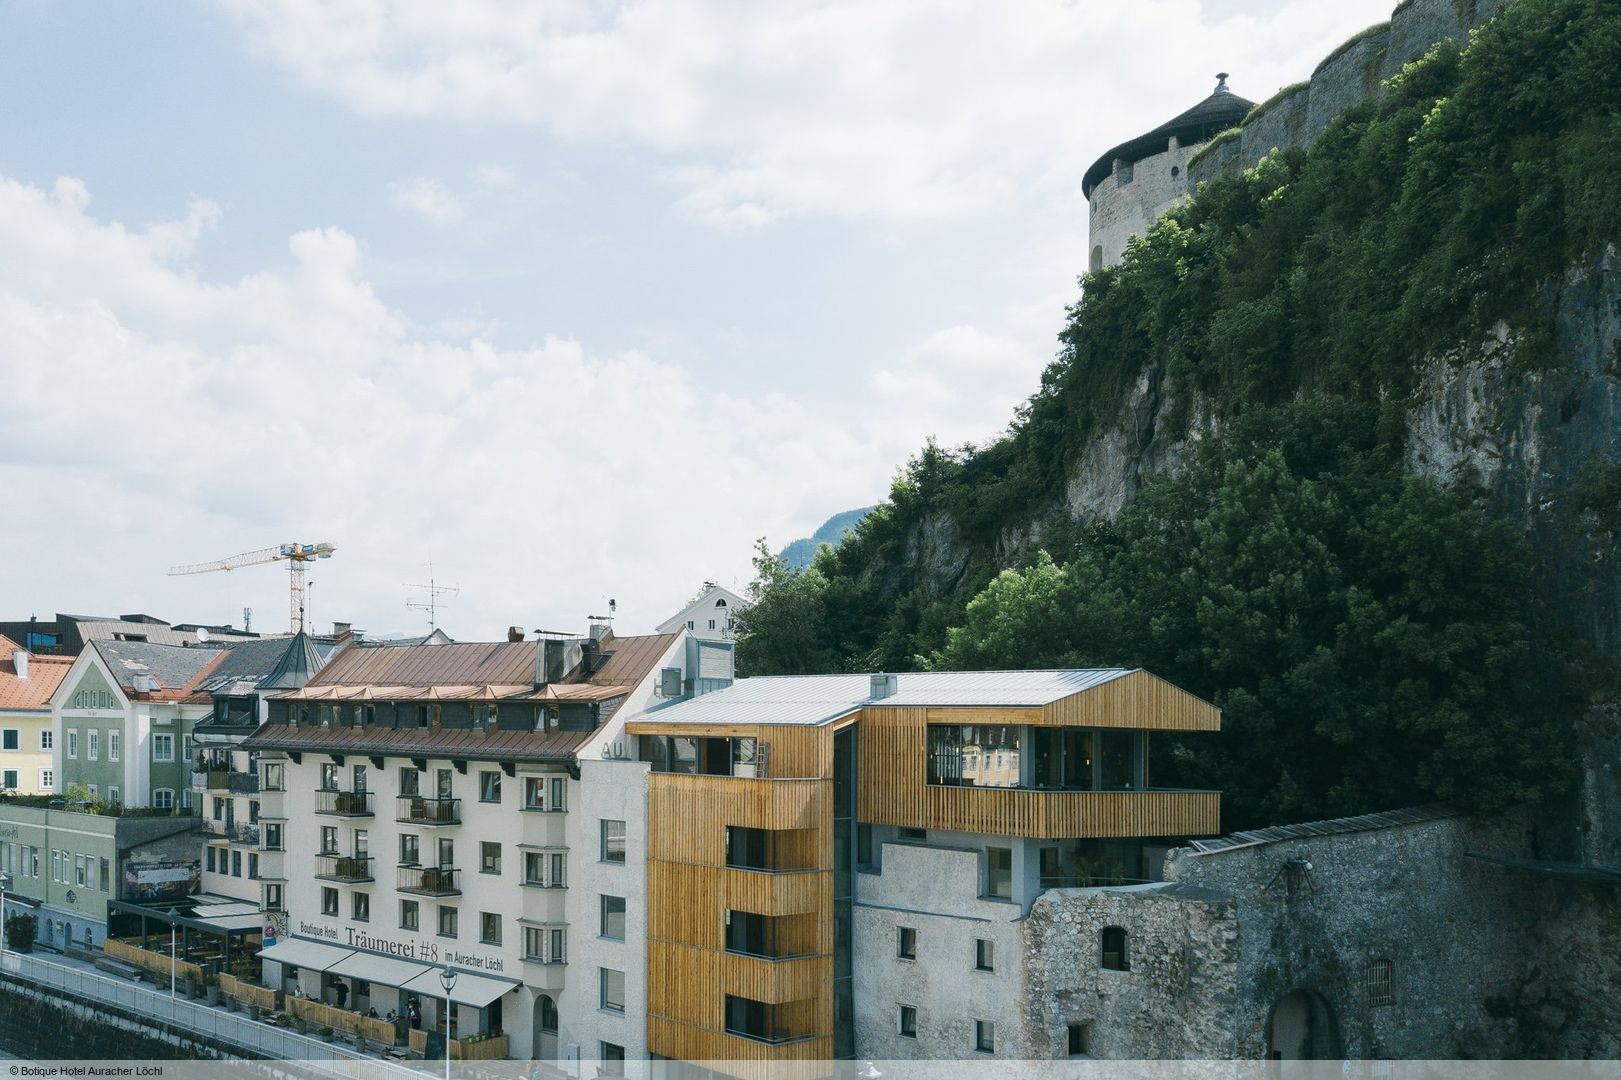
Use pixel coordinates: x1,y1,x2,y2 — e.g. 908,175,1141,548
205,973,222,1006
4,913,36,954
319,1026,335,1041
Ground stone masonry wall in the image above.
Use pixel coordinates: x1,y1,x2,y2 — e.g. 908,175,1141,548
1018,811,1621,1059
1022,882,1239,1058
1188,0,1516,189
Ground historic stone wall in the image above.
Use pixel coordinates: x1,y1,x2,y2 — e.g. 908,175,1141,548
1087,139,1197,270
1188,0,1517,190
1022,882,1238,1058
1019,810,1621,1059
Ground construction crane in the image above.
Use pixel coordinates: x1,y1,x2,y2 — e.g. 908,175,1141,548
168,542,336,632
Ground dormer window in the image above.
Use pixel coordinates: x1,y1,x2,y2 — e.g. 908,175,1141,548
715,598,727,608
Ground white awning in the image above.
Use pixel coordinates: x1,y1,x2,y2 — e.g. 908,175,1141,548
193,912,266,933
401,967,518,1008
328,951,436,988
256,937,356,972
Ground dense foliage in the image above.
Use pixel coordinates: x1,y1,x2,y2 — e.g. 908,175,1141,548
735,0,1621,825
931,401,1578,822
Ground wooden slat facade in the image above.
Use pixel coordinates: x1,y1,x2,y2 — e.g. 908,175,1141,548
645,764,835,1064
1040,669,1221,730
858,706,1220,838
640,671,1219,1063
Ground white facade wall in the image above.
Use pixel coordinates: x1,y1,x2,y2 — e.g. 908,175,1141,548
560,758,650,1065
853,832,1047,1060
1087,139,1196,270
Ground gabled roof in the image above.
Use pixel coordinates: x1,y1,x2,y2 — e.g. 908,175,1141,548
304,640,539,689
90,639,228,698
0,637,74,711
655,584,750,634
1083,75,1255,197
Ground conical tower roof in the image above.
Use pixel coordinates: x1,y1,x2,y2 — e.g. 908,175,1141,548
258,630,327,690
1083,74,1254,197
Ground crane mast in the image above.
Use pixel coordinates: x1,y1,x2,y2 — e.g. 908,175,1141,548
168,542,336,632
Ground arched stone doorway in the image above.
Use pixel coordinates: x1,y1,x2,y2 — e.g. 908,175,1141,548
1268,990,1341,1059
533,993,559,1060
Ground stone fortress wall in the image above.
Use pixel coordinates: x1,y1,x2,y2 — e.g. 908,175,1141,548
1090,0,1518,269
1189,0,1514,188
1020,808,1621,1059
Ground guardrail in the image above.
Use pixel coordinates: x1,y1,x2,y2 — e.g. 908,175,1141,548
0,950,426,1076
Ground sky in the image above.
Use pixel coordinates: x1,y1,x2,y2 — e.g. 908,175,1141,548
0,0,1396,641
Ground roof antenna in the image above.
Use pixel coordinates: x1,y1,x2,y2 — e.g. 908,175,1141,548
1215,71,1230,93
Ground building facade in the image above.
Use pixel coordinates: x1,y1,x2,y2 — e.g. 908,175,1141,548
0,637,71,795
656,584,749,643
0,802,201,950
243,627,729,1064
625,668,1221,1064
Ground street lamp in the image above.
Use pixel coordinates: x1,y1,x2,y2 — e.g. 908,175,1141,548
168,907,180,1000
438,965,457,1080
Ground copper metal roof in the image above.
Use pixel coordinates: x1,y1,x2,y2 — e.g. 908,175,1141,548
308,639,538,687
242,722,602,763
587,633,680,686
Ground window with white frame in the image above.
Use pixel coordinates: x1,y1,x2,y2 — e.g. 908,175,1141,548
106,785,118,805
39,729,52,751
0,770,17,790
152,734,174,762
39,768,54,790
153,788,174,810
108,730,120,761
67,730,78,759
524,925,566,963
87,730,98,760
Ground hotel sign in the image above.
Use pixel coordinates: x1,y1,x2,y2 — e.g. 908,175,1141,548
298,919,508,973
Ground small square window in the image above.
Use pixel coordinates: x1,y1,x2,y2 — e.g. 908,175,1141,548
438,905,458,938
479,770,501,803
1067,1021,1091,1057
400,899,419,931
321,887,338,916
975,938,994,972
480,841,502,875
600,1042,625,1076
1366,959,1395,1006
897,926,916,960
352,892,370,921
480,911,501,945
975,1019,995,1053
898,1005,917,1039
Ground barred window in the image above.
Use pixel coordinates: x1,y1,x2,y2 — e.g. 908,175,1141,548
1366,958,1395,1006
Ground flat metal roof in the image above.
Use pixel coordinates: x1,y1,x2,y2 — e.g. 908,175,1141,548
634,669,1136,727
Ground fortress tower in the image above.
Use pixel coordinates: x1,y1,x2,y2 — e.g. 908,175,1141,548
1083,74,1253,271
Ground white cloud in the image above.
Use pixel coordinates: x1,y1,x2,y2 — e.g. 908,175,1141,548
472,164,516,190
214,0,1397,226
387,176,466,224
0,176,912,638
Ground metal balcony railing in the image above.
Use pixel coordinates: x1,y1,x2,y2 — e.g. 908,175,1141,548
315,855,375,883
395,796,461,826
227,773,260,795
397,865,461,896
314,789,374,817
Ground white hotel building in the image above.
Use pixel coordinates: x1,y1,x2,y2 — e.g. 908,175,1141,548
244,625,734,1065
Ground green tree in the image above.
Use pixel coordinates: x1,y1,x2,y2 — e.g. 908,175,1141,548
734,540,840,677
